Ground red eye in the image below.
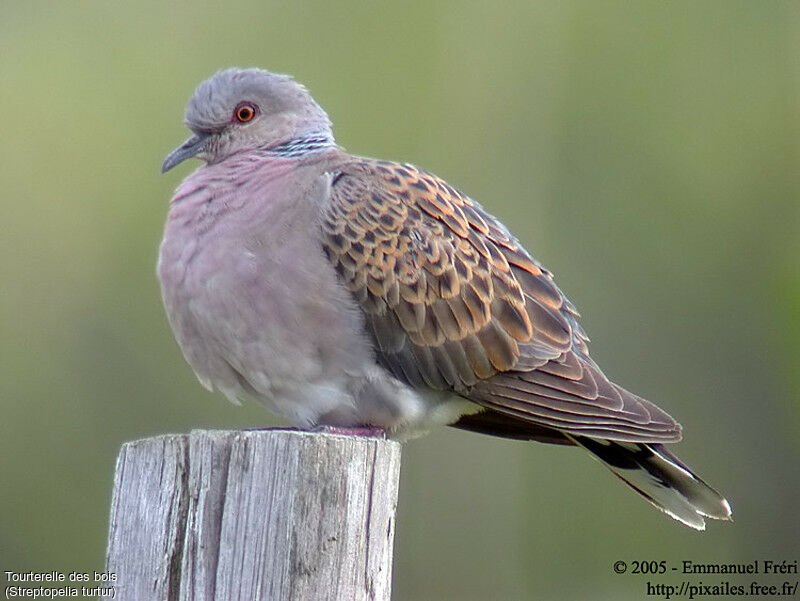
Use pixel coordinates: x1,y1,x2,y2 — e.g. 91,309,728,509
235,103,257,123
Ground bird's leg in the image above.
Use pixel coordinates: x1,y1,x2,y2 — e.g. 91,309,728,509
246,425,387,438
312,425,387,439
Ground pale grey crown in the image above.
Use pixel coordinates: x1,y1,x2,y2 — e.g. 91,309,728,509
178,68,333,166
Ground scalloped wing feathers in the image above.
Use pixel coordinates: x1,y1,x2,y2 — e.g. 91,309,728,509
320,159,681,444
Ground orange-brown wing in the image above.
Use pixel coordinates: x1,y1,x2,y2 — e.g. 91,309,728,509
321,159,680,442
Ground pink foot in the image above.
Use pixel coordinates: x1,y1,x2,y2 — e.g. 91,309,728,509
312,425,387,439
247,426,300,432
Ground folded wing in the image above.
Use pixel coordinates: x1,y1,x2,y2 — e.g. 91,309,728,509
320,159,681,443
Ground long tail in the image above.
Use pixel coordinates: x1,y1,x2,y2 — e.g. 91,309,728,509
570,435,732,530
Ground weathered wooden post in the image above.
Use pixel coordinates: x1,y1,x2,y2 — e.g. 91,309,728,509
103,429,402,601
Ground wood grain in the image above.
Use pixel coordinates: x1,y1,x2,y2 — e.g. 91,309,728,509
104,430,401,601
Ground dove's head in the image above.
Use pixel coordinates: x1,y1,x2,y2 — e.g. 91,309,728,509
162,68,332,172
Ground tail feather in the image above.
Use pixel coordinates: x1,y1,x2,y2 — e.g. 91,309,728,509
571,435,732,530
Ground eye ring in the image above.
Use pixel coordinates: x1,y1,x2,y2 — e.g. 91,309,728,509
234,102,257,123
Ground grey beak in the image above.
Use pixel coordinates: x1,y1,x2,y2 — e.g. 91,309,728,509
162,133,210,173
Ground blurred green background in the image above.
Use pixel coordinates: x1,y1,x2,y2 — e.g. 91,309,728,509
1,2,798,600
